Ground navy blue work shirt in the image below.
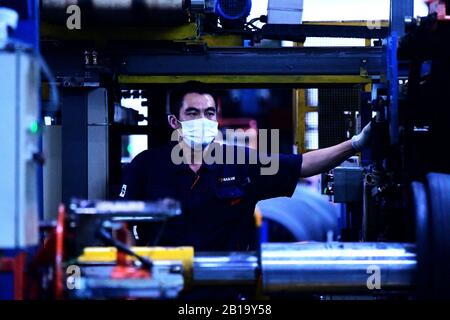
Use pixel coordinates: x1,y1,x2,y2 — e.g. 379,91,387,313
120,141,302,251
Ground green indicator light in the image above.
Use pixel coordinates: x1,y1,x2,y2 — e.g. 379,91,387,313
127,144,133,155
30,121,39,134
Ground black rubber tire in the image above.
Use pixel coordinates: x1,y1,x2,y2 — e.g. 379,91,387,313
427,172,450,299
411,181,430,298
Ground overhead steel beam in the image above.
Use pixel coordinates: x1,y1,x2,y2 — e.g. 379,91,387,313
118,47,385,76
260,24,389,41
118,75,371,85
41,46,386,84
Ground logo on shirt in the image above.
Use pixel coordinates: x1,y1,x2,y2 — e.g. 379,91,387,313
219,176,236,183
119,184,127,198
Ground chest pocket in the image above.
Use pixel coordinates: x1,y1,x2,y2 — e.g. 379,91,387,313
214,164,251,200
215,181,246,198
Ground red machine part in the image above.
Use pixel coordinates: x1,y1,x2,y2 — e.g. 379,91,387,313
114,223,130,267
110,223,151,280
0,253,26,300
54,204,65,300
111,266,151,279
28,210,65,300
31,207,153,298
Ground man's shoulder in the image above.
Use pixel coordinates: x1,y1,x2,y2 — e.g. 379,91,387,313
131,149,151,163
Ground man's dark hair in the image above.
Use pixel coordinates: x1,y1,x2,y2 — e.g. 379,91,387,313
169,83,217,118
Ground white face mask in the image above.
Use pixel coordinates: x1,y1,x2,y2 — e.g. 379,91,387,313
178,118,218,149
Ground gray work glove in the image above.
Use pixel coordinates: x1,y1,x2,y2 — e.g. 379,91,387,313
351,122,371,151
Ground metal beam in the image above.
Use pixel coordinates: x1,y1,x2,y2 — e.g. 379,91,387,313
61,88,109,206
390,0,414,38
303,21,389,27
118,75,371,85
118,47,385,76
260,24,389,41
41,46,385,78
41,22,197,42
61,89,88,206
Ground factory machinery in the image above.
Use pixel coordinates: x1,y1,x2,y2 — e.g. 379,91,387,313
1,0,450,300
27,192,445,299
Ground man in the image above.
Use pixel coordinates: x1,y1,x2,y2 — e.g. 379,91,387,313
120,88,371,251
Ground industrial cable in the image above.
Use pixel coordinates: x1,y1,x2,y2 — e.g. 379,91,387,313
98,226,154,270
151,219,168,247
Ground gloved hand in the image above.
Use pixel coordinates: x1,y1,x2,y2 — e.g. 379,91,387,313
351,122,371,151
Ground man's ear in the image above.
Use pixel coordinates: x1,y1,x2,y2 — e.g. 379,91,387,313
168,115,180,130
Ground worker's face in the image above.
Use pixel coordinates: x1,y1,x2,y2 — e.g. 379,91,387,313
168,93,217,129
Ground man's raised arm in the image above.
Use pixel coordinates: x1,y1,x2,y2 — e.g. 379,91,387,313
300,122,371,178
